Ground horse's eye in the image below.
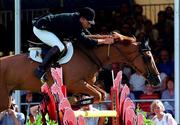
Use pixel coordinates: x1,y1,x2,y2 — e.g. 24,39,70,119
143,55,151,63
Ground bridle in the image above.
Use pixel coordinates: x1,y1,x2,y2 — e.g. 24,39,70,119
139,48,160,84
112,41,159,83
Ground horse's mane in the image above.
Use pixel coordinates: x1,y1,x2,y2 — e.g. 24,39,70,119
0,54,27,60
0,55,14,60
113,32,137,46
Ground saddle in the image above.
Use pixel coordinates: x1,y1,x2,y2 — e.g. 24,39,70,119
28,34,74,65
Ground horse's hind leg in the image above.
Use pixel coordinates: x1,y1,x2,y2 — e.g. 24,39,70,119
68,80,102,102
0,88,9,112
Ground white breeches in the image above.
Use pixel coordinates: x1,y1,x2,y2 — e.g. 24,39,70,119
33,26,65,51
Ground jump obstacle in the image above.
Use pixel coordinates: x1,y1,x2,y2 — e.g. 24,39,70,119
40,68,144,125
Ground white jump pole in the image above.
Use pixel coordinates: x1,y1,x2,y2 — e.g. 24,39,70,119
74,110,117,118
14,0,21,110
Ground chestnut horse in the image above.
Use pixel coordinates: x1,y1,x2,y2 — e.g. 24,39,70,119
0,33,161,112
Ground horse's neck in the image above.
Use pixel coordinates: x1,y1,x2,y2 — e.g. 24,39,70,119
74,44,102,68
92,44,120,66
93,43,137,67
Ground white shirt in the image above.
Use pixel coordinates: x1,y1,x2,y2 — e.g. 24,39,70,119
152,113,177,125
79,105,99,125
129,73,145,91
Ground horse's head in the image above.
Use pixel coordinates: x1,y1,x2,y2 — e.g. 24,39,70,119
111,33,161,86
137,38,161,86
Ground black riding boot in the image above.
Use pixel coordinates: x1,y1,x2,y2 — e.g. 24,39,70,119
34,46,63,83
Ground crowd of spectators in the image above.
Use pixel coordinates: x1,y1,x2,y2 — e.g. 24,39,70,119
0,2,175,124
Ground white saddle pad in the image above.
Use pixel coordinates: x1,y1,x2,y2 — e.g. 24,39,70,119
28,42,73,65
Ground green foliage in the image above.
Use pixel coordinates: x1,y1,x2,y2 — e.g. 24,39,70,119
26,114,57,125
136,105,154,125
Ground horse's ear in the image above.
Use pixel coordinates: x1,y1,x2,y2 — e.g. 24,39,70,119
140,37,151,51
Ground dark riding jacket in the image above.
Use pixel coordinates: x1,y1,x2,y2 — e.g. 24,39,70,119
34,12,98,47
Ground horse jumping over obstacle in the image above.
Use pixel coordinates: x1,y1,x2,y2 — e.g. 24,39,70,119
46,68,140,125
0,32,161,112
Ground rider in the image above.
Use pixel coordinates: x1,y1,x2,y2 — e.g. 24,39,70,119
32,7,114,82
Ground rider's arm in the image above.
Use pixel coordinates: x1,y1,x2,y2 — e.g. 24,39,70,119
77,32,114,46
85,35,112,39
97,38,114,45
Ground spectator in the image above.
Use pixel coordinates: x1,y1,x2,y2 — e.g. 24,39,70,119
138,82,160,117
78,95,107,125
80,105,99,125
161,76,175,116
159,72,168,91
162,21,174,52
157,49,174,77
0,91,25,125
120,23,132,36
134,14,145,37
144,19,159,48
29,105,40,123
119,3,131,19
120,73,135,100
133,4,147,20
153,72,168,93
129,71,146,99
165,6,174,25
151,100,177,125
21,91,42,123
152,37,166,58
123,16,136,35
154,11,166,38
122,64,132,79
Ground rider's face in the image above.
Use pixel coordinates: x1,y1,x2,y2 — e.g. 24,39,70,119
80,17,92,29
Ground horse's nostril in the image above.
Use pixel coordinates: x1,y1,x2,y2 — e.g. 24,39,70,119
152,78,161,86
147,75,161,87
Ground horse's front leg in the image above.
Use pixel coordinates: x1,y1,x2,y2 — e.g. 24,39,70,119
92,83,106,101
68,80,102,103
84,82,103,102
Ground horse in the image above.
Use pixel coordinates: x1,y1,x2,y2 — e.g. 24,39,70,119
0,32,161,112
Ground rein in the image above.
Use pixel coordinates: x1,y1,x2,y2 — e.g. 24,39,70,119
113,42,159,82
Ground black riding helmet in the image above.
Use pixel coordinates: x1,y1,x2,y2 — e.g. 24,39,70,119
78,7,95,25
